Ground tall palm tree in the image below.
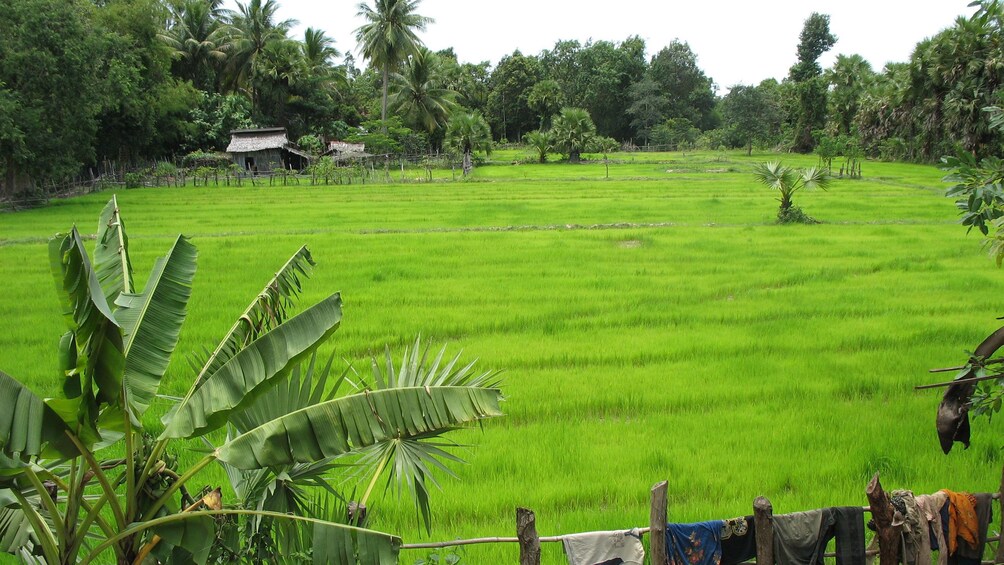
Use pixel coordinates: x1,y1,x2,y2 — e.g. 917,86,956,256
160,0,230,91
355,0,433,126
302,27,339,76
224,0,296,111
389,47,456,135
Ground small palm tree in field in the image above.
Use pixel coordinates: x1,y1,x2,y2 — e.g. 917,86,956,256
752,161,831,224
523,130,551,164
445,112,492,176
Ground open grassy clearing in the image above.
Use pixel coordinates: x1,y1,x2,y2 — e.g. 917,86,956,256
2,151,1002,563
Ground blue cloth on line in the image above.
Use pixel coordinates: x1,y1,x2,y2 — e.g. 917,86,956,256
666,521,725,565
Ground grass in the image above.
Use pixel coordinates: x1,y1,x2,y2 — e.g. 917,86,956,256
1,150,1002,564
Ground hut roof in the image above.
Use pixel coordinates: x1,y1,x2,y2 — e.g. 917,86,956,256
226,128,291,153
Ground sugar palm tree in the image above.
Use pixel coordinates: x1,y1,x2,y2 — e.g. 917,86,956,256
523,130,551,164
445,112,492,176
389,47,456,135
551,107,596,163
355,0,433,127
752,161,830,221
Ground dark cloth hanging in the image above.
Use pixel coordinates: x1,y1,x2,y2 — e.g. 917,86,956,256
721,516,757,565
936,325,1004,454
666,521,724,565
773,507,865,565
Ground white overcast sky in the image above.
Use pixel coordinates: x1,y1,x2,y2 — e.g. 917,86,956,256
224,0,972,90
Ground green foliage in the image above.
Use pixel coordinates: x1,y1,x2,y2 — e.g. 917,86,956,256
486,51,543,141
789,12,837,82
297,134,325,156
721,83,782,155
182,150,231,170
185,92,256,152
445,113,492,175
646,40,717,131
651,118,700,151
389,47,457,136
347,117,428,156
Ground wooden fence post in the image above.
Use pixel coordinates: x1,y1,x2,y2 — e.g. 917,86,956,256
866,472,903,565
516,507,540,565
650,481,668,565
753,496,774,565
996,464,1004,565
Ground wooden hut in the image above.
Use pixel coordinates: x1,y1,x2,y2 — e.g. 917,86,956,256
226,127,311,173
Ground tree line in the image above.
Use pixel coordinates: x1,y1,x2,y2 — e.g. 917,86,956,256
2,0,1003,196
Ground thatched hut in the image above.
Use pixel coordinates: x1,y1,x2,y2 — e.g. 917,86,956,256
226,127,311,172
323,141,372,162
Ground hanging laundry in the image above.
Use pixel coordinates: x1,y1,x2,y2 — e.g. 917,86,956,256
562,529,646,565
773,507,865,565
666,521,724,565
941,490,979,557
891,490,931,565
916,491,948,565
773,510,825,565
951,492,993,565
721,516,757,565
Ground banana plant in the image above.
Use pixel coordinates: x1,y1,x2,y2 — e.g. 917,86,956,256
0,196,504,564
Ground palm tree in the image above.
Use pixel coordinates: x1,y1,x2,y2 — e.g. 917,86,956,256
160,0,230,91
301,27,339,77
551,107,596,163
224,0,296,111
445,112,492,176
523,130,551,164
389,47,456,135
752,161,830,222
355,0,433,126
527,79,564,130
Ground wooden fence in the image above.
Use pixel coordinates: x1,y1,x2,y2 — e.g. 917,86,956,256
398,472,1004,565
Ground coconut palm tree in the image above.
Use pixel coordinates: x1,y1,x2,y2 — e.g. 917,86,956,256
445,112,492,176
224,0,296,111
551,107,596,163
389,47,456,135
355,0,433,127
160,0,230,91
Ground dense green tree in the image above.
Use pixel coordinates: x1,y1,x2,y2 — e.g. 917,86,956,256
650,118,700,150
0,0,102,197
538,37,646,139
355,0,433,127
721,83,781,155
439,56,491,114
647,40,717,130
627,77,669,146
788,13,837,152
551,107,596,163
445,112,492,175
389,47,456,137
485,50,543,141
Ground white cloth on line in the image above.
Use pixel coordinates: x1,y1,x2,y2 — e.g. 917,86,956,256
562,528,646,565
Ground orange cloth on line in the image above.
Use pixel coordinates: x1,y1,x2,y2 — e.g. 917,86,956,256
940,489,979,555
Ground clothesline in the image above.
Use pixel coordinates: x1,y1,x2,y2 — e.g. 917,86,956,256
401,489,1002,557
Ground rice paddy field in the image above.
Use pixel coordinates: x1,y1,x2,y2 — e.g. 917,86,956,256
2,150,1004,564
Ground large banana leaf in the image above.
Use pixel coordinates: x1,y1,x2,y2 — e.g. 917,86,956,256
160,293,343,440
0,371,74,467
0,505,33,557
216,386,503,470
93,196,134,307
49,228,125,411
192,246,314,389
310,520,400,565
115,235,197,419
